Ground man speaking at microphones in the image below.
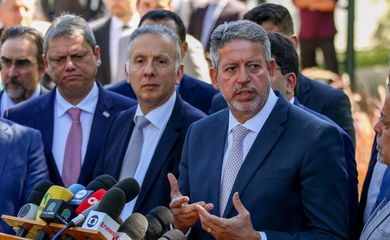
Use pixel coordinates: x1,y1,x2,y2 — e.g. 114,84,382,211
94,24,205,219
0,118,49,233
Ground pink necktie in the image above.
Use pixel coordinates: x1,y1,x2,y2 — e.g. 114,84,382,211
62,107,82,187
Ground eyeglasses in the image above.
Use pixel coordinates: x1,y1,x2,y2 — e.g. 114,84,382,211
0,57,35,70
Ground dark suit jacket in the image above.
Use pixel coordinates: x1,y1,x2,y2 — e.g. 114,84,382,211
179,94,349,240
0,119,49,233
296,73,355,144
94,95,205,215
90,16,112,85
5,82,136,186
188,0,246,51
295,99,359,239
105,74,218,114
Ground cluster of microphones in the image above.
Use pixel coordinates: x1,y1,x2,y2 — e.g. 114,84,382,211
10,174,185,240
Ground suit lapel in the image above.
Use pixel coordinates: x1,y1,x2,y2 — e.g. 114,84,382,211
297,73,311,105
79,84,115,184
223,97,289,217
134,96,184,210
207,110,229,216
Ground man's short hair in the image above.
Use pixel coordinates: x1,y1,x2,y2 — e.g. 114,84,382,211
268,32,299,77
1,25,44,68
139,9,186,44
127,24,182,70
210,20,271,69
244,3,294,36
43,13,97,54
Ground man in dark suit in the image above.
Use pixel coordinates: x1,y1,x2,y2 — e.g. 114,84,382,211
188,0,246,51
90,0,139,85
6,14,136,187
209,3,355,144
0,26,49,117
168,20,348,240
106,9,218,114
0,118,49,233
94,25,205,219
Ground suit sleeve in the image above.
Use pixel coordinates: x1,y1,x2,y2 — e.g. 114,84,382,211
24,129,49,203
265,124,349,240
325,91,355,145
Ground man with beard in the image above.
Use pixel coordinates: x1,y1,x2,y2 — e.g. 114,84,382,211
0,25,48,117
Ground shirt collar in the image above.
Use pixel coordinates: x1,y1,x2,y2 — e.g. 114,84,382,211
55,81,99,117
228,90,278,134
134,91,176,131
111,13,140,31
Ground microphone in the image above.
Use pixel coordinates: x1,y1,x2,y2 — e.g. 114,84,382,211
67,184,85,195
81,187,126,239
112,177,140,203
115,213,148,240
75,189,106,215
158,229,185,240
36,185,73,222
15,181,53,237
93,174,118,189
144,206,174,240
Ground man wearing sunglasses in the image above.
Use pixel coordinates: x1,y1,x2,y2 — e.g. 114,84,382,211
0,25,48,117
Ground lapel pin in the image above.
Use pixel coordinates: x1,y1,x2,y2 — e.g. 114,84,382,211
103,111,110,118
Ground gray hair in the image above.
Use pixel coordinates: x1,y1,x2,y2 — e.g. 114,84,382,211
43,14,97,54
210,20,271,68
126,24,181,70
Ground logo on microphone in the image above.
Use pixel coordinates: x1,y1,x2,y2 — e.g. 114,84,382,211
75,190,88,199
87,215,99,227
47,202,56,212
87,197,99,205
61,209,71,221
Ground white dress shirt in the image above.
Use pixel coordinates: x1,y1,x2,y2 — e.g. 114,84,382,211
120,91,176,220
109,14,140,83
52,82,98,175
222,90,278,240
364,158,388,223
0,85,41,117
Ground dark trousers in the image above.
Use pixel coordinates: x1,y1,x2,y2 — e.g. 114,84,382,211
300,37,339,74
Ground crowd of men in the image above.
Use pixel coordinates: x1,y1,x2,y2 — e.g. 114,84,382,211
0,0,389,239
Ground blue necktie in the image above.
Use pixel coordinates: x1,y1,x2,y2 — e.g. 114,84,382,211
373,167,390,210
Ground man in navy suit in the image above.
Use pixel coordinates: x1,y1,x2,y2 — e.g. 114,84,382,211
6,14,136,187
0,118,49,233
94,25,205,219
168,20,348,240
106,9,218,114
0,25,49,117
209,3,355,144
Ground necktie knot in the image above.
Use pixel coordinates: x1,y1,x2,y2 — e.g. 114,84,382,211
68,108,81,122
122,24,130,31
232,124,250,142
135,115,150,129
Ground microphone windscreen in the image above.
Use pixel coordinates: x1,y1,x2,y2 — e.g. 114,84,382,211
119,213,148,240
75,189,106,214
144,206,173,240
96,187,126,221
36,185,73,222
94,174,118,189
86,180,107,191
67,184,85,195
27,191,45,205
33,181,54,195
158,229,185,240
112,177,140,203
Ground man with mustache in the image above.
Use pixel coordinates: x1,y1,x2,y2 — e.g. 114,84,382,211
0,25,48,117
168,20,348,239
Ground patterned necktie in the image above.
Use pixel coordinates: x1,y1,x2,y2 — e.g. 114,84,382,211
63,107,82,187
119,115,150,180
219,124,250,216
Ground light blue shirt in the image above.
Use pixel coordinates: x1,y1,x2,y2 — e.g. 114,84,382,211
120,91,176,220
52,82,98,175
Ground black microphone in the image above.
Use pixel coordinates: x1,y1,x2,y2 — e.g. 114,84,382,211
81,187,126,239
93,174,118,190
158,229,185,240
112,177,140,203
115,213,148,240
15,181,53,237
39,198,77,224
144,206,174,240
